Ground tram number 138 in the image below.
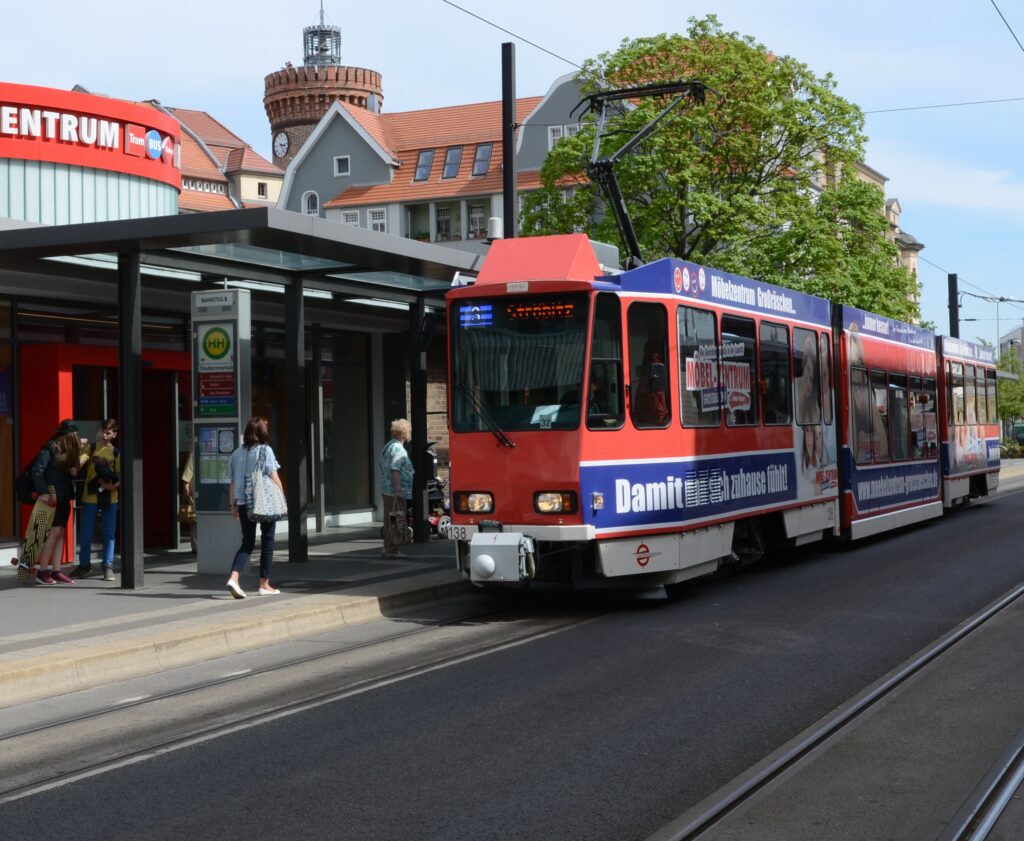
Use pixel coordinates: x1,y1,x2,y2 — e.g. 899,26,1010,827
445,525,471,541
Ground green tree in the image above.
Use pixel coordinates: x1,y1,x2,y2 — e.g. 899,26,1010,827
521,16,920,321
997,352,1024,433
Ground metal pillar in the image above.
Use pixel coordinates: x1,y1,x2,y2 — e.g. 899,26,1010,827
311,321,325,533
948,273,959,339
285,277,309,561
117,251,144,589
409,297,429,543
502,42,517,239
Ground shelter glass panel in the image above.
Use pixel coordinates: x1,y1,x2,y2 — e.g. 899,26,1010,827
322,331,372,509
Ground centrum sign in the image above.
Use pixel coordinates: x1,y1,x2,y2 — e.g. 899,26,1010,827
0,82,180,190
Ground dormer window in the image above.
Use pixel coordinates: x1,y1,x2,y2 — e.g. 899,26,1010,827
414,150,434,182
442,146,463,179
472,143,493,176
548,124,579,150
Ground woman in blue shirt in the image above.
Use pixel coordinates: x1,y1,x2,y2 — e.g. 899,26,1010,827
378,418,414,558
226,416,285,599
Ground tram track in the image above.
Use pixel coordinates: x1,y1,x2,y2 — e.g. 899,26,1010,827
0,601,606,804
646,580,1024,841
944,730,1024,841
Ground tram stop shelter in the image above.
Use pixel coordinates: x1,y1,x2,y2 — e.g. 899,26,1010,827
0,207,483,589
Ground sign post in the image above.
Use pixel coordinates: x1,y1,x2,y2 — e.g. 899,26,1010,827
190,290,251,574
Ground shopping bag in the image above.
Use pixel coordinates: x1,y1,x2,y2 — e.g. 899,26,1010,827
178,500,197,525
388,498,412,546
248,446,288,522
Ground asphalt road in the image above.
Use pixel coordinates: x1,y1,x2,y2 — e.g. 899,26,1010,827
4,489,1024,841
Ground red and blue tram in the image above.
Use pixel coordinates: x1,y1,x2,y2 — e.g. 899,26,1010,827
834,306,943,539
936,337,1000,506
444,234,1000,590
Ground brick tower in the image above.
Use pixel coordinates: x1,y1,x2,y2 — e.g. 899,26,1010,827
264,4,384,168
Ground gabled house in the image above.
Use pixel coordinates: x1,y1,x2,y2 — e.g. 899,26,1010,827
157,106,283,213
277,74,584,249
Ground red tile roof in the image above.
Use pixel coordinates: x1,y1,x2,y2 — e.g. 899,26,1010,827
169,108,247,148
170,107,282,177
178,190,236,212
224,146,281,176
179,136,227,182
323,96,543,209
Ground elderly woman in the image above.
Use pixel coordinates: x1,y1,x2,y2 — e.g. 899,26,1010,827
378,418,414,558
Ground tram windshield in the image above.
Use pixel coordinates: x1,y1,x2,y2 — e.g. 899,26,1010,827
450,293,589,432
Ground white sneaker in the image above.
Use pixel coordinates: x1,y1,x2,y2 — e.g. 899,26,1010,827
226,580,246,600
256,586,280,596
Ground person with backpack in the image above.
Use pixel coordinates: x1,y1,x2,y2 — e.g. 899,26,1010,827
71,419,121,581
24,420,85,585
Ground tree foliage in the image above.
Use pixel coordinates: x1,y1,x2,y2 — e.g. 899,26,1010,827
997,351,1024,426
520,16,920,321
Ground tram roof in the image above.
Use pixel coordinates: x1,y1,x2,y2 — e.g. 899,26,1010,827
0,207,486,305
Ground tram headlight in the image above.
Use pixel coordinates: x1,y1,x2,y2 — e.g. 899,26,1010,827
454,491,494,514
534,491,578,514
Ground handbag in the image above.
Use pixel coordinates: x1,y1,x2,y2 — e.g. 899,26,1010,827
178,500,197,525
248,445,288,522
388,497,412,546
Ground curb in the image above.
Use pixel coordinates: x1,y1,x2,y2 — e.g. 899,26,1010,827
0,575,471,710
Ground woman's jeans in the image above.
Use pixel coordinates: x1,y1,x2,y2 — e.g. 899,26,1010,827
78,502,119,568
231,505,276,580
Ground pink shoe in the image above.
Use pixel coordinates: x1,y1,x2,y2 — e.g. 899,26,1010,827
51,570,75,584
36,570,55,585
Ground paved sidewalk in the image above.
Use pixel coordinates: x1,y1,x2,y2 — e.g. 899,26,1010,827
0,526,467,709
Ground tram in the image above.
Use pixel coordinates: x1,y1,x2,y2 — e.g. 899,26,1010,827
444,233,1000,591
936,336,1001,506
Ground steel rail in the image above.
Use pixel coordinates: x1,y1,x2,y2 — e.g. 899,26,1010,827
944,730,1024,840
647,580,1024,841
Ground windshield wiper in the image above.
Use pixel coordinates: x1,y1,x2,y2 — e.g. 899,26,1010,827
456,381,516,448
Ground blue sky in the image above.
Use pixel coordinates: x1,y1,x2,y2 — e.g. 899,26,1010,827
4,0,1024,343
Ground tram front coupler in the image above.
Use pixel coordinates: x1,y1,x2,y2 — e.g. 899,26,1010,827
468,532,536,583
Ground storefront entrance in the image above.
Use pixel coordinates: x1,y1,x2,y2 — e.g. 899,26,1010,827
18,344,190,551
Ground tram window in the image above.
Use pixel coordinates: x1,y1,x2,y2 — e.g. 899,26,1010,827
964,364,978,424
986,368,998,423
793,328,821,426
851,367,873,464
628,302,671,429
721,315,757,426
922,377,937,458
819,333,834,425
909,376,924,458
759,322,791,425
678,305,719,428
889,373,910,461
871,370,890,462
976,367,988,424
588,293,624,430
948,361,965,426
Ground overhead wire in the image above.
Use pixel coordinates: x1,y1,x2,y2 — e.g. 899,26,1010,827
441,0,1024,325
989,0,1024,55
918,256,1024,317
